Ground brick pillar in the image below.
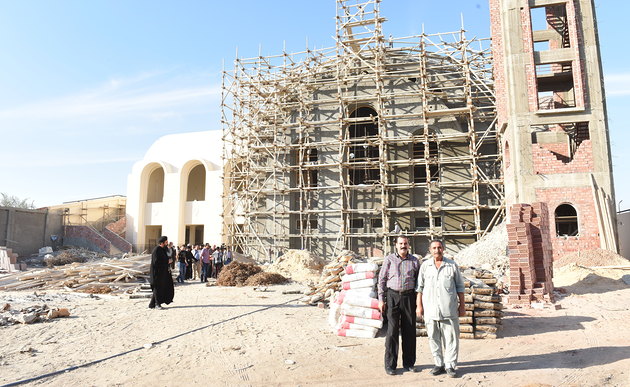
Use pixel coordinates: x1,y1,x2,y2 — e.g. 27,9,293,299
507,203,554,305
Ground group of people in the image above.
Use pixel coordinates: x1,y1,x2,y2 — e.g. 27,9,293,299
378,236,465,378
148,237,233,310
169,243,232,283
149,234,465,377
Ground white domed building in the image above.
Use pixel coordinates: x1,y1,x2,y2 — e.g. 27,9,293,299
125,130,223,251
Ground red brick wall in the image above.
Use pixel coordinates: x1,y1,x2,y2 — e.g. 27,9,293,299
535,187,601,261
105,217,126,236
532,140,593,174
64,225,111,254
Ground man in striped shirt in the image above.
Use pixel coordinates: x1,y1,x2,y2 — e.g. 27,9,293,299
378,235,421,375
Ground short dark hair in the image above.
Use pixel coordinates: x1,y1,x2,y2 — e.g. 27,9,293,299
429,239,444,248
158,236,168,244
396,235,410,243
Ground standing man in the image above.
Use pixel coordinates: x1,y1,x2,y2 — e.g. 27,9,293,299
192,245,201,280
149,236,174,309
377,235,420,375
416,240,466,378
200,243,211,282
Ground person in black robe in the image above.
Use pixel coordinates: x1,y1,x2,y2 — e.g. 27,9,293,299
149,236,175,309
185,245,194,280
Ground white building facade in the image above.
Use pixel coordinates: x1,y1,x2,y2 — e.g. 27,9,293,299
126,130,223,252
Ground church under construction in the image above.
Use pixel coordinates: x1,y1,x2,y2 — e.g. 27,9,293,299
221,0,616,267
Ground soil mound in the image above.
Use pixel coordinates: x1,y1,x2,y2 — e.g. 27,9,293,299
217,262,263,286
555,248,629,268
244,272,288,286
266,250,327,283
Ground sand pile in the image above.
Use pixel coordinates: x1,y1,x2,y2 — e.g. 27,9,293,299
266,250,327,284
455,223,509,277
554,248,629,268
553,263,627,293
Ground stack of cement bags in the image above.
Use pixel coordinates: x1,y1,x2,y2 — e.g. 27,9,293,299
466,269,503,339
329,262,382,338
416,268,503,339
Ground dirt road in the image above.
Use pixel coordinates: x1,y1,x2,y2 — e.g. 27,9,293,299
1,277,629,386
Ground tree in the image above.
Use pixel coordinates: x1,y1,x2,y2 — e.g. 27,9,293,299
0,193,35,209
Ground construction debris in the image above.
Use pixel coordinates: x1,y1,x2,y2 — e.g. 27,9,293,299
0,304,71,326
300,251,360,305
266,250,327,284
43,247,103,268
454,223,509,278
0,254,151,294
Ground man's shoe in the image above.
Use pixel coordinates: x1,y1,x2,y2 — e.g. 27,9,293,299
446,368,457,378
385,368,396,376
430,366,445,376
404,366,417,373
155,305,164,310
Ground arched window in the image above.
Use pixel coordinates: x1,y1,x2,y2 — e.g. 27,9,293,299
187,164,206,201
146,167,165,203
555,204,578,236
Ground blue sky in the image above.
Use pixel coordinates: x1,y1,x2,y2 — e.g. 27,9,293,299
0,1,628,210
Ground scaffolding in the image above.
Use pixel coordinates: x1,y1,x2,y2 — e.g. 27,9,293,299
222,0,504,260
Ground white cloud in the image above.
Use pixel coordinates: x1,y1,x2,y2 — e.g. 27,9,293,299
0,70,221,124
604,72,630,96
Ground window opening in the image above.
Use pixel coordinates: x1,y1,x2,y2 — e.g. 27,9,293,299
555,204,578,236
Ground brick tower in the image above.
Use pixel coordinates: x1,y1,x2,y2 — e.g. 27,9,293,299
490,0,617,302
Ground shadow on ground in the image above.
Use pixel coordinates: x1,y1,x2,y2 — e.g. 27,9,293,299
500,312,596,337
460,346,630,374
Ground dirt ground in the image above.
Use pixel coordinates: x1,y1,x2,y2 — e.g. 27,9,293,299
1,271,629,386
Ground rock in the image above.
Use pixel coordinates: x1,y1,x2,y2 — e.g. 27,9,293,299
284,359,296,365
143,343,153,349
56,308,70,317
1,303,9,311
47,309,60,319
17,313,38,324
19,346,35,353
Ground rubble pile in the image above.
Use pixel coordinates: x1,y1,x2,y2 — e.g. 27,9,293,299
0,255,151,294
43,248,99,267
0,302,71,326
300,251,360,305
454,223,509,278
266,250,327,284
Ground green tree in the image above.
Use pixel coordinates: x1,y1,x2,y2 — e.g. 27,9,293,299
0,193,35,209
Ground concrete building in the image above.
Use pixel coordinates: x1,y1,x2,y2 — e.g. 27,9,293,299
220,0,617,261
222,0,502,260
126,131,223,252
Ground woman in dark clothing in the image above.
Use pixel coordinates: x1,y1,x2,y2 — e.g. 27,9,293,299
185,245,194,280
149,236,174,309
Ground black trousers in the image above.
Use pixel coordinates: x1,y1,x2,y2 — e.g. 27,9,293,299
384,289,417,369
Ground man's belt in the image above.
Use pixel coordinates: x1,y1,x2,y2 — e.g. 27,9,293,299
388,288,416,295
